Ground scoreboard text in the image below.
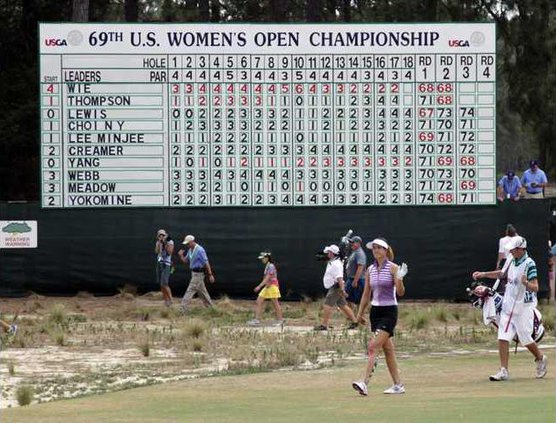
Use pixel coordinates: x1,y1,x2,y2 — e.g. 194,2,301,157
40,23,496,208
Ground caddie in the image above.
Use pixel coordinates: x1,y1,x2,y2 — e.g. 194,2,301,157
472,236,547,381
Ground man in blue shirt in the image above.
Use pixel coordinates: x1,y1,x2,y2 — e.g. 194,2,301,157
521,160,548,199
178,235,215,312
497,171,521,202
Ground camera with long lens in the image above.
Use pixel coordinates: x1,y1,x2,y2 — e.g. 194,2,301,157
315,229,352,261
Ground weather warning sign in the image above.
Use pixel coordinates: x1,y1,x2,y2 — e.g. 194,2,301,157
40,23,496,208
0,221,38,249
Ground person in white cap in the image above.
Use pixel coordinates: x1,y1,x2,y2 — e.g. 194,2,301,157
352,238,408,396
472,236,547,381
247,251,284,326
155,229,174,307
314,244,359,331
178,235,215,312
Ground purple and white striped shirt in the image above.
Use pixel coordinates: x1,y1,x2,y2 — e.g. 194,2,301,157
369,260,397,306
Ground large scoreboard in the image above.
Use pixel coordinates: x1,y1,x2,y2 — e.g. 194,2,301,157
40,23,496,208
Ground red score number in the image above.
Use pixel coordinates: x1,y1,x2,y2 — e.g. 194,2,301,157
419,132,434,141
460,180,477,190
436,95,452,105
418,108,434,118
460,156,476,166
437,193,454,203
436,83,453,92
437,156,453,166
418,83,435,93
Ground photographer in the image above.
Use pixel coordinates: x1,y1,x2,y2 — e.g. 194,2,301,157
314,244,359,331
155,229,174,307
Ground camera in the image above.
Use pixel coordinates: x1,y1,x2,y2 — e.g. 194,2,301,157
315,229,352,261
315,252,328,261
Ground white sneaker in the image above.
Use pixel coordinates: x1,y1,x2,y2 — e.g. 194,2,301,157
489,368,509,381
383,384,405,394
352,381,368,396
247,319,260,326
535,355,547,379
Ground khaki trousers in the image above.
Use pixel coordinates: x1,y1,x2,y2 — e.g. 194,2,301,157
181,272,213,309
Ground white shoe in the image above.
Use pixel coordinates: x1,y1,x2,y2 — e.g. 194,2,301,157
352,381,368,396
489,368,509,381
273,319,285,326
535,355,547,379
247,319,260,326
383,384,405,394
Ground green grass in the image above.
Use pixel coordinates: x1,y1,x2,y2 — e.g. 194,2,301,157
3,351,554,423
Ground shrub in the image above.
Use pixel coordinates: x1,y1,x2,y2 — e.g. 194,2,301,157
183,319,206,339
408,313,430,330
138,338,150,357
49,304,67,326
191,340,204,352
16,385,34,406
433,306,448,323
52,330,66,346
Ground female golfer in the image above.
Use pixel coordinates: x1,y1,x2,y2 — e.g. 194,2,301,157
247,251,284,325
352,238,408,395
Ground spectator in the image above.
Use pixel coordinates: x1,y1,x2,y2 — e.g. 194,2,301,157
497,171,521,202
497,224,519,270
345,236,367,317
521,160,548,199
178,235,215,313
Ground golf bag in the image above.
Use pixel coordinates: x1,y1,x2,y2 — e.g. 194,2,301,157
467,281,545,345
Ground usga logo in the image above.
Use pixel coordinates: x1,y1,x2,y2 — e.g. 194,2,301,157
448,39,470,47
44,38,67,46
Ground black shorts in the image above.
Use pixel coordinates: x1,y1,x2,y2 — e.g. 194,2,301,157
370,305,398,337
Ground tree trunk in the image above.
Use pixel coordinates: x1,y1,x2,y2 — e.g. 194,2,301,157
269,0,286,21
211,0,221,22
199,0,210,21
423,0,437,21
125,0,139,22
306,0,321,21
72,0,90,22
342,0,351,22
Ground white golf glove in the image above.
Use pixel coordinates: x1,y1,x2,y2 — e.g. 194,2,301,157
396,263,408,279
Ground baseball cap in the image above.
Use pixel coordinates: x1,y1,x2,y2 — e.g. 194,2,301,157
350,236,363,244
182,234,195,244
366,238,389,250
157,229,167,236
530,159,539,168
257,251,272,259
323,244,340,255
506,170,515,179
508,236,527,250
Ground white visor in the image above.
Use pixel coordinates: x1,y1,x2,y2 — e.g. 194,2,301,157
366,238,389,250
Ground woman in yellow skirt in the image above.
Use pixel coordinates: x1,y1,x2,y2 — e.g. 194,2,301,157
247,251,284,325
